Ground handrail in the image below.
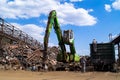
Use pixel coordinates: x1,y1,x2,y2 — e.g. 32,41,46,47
0,18,43,49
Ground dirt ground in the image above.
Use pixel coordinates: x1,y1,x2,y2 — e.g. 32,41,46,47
0,70,120,80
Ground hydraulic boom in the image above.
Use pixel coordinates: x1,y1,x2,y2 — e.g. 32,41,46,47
44,10,79,62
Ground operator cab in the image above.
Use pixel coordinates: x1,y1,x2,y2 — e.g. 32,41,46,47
63,30,74,44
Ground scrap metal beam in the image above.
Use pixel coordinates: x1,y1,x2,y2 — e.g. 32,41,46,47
111,34,120,45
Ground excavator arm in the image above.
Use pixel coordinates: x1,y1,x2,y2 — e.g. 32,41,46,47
44,10,67,62
44,10,79,63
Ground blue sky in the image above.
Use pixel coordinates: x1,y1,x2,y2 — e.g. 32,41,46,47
0,0,120,56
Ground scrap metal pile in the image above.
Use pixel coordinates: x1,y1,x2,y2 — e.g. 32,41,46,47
0,42,59,71
0,18,60,71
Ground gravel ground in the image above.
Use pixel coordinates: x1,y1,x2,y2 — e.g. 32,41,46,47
0,70,120,80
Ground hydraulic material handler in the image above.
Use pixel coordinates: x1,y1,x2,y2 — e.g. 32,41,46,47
44,10,80,70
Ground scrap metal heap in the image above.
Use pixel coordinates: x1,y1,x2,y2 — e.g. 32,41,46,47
0,42,59,71
0,18,59,71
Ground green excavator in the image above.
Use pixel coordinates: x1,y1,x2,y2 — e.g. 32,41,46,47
44,10,80,68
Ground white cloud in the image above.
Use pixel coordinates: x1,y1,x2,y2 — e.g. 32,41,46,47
22,24,45,41
105,4,112,12
0,0,97,26
112,0,120,10
104,0,120,12
70,0,83,2
0,0,58,19
12,23,45,42
87,9,94,12
56,3,96,26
